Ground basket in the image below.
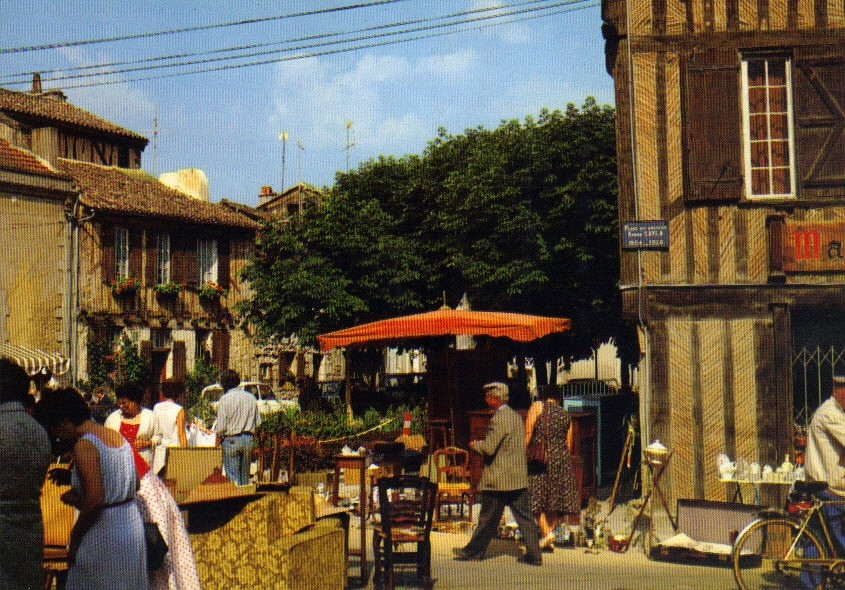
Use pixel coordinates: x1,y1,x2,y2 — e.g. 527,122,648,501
609,535,629,553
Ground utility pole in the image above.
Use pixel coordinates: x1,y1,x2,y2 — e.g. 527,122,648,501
344,121,355,171
279,131,289,191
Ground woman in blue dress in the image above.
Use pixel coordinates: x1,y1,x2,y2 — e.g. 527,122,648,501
34,387,147,590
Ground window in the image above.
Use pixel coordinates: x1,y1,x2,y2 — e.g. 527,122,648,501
156,234,170,285
197,239,218,285
115,227,129,278
741,55,796,199
151,329,172,350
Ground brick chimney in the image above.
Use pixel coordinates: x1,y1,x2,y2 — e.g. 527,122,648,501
31,73,42,94
258,185,275,206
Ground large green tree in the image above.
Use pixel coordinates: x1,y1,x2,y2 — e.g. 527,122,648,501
239,98,631,367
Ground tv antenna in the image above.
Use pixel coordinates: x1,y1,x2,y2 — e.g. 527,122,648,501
344,121,356,171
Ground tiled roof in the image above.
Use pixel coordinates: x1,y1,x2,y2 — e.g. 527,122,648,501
0,87,147,144
58,159,258,230
0,138,69,179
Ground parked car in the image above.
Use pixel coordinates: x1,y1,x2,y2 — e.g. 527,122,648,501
200,381,299,414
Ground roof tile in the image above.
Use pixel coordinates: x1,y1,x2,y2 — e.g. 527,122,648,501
58,159,258,230
0,138,69,178
0,87,147,143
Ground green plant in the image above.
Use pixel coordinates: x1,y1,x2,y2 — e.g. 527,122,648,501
185,356,219,408
198,282,228,299
113,333,150,389
154,281,182,296
110,276,137,295
86,336,115,389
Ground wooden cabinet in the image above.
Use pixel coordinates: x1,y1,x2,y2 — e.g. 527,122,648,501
465,409,597,505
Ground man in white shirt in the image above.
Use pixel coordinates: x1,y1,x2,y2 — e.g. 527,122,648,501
214,369,261,485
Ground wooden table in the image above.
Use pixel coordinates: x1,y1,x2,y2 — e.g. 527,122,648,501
332,454,368,585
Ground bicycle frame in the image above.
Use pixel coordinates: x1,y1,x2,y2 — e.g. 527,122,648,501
774,497,845,579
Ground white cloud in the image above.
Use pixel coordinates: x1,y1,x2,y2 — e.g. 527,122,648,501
415,50,476,78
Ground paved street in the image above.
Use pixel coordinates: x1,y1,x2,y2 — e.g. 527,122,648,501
347,498,742,590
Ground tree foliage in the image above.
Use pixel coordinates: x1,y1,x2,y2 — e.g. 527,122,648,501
239,98,633,363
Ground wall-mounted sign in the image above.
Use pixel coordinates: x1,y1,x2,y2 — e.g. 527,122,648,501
622,220,669,250
783,221,845,272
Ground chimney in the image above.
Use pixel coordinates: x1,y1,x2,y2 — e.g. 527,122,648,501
31,73,42,94
258,185,275,206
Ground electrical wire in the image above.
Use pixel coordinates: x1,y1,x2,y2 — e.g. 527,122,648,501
1,0,597,89
0,0,408,55
0,0,559,84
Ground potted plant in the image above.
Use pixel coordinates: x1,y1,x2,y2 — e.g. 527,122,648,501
198,281,228,300
110,276,137,296
154,281,182,297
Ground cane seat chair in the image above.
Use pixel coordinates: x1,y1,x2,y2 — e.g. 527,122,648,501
41,467,75,590
372,475,437,590
431,446,473,521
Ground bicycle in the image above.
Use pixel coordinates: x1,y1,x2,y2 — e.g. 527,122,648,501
732,479,845,589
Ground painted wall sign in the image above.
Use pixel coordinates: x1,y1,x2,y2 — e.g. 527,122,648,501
621,220,669,249
783,221,845,272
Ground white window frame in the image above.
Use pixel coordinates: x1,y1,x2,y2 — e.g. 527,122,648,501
156,234,170,285
741,54,797,200
197,239,218,285
115,227,129,279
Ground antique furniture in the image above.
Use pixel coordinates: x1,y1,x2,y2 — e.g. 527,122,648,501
187,486,346,590
431,446,473,521
332,453,368,585
372,476,437,590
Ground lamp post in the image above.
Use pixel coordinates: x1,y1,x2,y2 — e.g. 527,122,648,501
279,131,289,191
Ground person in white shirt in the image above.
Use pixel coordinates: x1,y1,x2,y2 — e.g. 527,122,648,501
214,369,261,485
151,381,188,476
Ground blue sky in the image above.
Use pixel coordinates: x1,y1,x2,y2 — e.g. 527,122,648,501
0,1,613,206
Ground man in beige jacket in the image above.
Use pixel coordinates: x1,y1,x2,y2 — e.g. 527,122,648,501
453,382,542,565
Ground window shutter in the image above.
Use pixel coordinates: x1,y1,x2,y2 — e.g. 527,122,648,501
217,238,231,289
184,237,198,288
172,340,187,382
129,229,143,282
683,49,743,202
793,46,845,199
101,224,115,284
171,235,184,285
211,330,230,372
146,234,158,285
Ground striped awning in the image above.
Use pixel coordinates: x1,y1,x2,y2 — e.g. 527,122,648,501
0,344,71,376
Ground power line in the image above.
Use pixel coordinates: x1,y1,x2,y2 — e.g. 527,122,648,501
1,0,596,89
0,0,558,84
0,0,408,55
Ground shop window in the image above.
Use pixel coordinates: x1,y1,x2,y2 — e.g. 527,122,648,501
741,55,796,199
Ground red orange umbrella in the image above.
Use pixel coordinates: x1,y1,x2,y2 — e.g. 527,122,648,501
317,308,570,352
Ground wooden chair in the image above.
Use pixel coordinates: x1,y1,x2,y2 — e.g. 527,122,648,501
372,475,437,590
41,466,75,590
431,446,473,521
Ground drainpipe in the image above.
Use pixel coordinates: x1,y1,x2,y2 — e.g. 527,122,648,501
68,202,95,386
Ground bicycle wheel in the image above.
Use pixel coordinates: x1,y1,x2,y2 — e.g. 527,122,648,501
733,517,827,590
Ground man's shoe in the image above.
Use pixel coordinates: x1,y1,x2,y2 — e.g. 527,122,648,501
517,555,542,566
452,547,483,561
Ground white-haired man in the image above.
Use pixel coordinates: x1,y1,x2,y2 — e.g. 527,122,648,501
453,382,542,565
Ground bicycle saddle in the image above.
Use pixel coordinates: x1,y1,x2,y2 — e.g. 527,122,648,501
793,480,829,494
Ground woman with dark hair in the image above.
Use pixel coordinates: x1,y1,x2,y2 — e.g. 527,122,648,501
524,385,580,552
33,387,147,589
105,384,200,590
105,383,156,468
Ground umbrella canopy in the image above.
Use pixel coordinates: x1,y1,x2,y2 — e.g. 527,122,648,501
317,309,570,352
0,344,71,376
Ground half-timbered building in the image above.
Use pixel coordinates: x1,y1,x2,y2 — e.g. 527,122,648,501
602,0,845,501
0,76,258,394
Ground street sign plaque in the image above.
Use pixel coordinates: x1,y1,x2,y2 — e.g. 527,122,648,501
622,220,669,250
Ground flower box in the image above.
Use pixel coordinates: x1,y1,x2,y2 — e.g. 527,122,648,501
110,276,137,295
198,282,228,300
154,282,182,297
